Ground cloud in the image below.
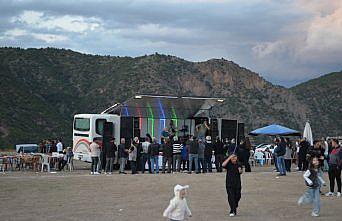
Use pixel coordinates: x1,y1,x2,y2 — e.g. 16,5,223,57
31,33,67,43
0,0,341,87
12,10,101,34
1,28,28,39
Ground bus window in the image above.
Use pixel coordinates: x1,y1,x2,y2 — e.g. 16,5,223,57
74,118,90,131
96,119,107,135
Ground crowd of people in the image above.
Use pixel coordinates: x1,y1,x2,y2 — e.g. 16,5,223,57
35,139,74,171
88,131,253,176
37,139,65,154
272,136,341,197
266,136,341,217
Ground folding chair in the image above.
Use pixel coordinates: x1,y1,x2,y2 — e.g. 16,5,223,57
254,152,265,166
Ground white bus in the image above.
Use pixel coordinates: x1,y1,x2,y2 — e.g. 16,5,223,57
73,114,120,162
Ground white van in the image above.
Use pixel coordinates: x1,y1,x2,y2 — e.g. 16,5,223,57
16,144,39,153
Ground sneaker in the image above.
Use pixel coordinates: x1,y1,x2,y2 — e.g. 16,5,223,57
90,172,94,175
325,192,334,197
94,172,100,175
108,172,112,175
311,212,319,217
229,213,235,217
104,172,107,175
337,192,341,198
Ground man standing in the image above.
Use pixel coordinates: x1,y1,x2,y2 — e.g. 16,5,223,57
198,139,205,173
56,139,63,154
204,136,214,173
274,137,287,176
196,120,210,140
228,139,237,156
162,138,173,173
89,137,101,175
214,137,225,172
188,136,199,174
141,137,151,173
161,127,170,143
149,138,160,174
129,140,138,175
118,138,128,174
298,138,310,171
104,138,117,175
172,136,182,173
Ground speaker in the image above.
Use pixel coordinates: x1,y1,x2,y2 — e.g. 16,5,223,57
133,117,140,138
103,122,114,138
210,118,219,139
238,123,245,143
134,128,141,138
120,117,133,140
133,117,140,129
221,119,238,140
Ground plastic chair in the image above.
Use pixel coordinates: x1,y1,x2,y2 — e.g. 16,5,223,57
66,156,74,172
254,151,265,166
32,155,41,172
264,151,272,166
249,151,255,167
40,154,50,172
0,158,5,173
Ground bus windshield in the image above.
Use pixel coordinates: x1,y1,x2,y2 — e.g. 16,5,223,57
74,118,90,131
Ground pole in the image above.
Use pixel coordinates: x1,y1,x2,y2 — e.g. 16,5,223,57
234,119,239,154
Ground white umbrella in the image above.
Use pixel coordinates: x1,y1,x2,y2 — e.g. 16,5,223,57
303,122,313,146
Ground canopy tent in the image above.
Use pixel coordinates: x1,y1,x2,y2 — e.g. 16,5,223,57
303,122,313,146
102,94,225,119
249,124,301,136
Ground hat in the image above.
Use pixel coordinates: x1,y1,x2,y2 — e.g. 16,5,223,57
174,184,189,193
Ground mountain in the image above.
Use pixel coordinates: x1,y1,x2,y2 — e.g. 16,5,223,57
290,71,342,137
0,47,339,147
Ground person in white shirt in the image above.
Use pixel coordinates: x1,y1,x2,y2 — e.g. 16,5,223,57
140,137,151,173
89,138,101,175
56,140,63,153
163,184,192,221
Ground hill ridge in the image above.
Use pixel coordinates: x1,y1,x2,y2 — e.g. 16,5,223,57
0,47,340,146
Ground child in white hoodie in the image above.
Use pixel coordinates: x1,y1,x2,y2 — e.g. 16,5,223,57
163,184,192,221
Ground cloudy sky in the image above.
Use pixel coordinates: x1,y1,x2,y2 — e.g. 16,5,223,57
0,0,341,87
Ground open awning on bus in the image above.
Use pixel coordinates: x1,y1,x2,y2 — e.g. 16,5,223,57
102,95,225,119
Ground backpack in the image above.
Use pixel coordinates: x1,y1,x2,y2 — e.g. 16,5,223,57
338,147,342,167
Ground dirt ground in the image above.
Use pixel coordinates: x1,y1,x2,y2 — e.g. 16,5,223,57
0,163,340,221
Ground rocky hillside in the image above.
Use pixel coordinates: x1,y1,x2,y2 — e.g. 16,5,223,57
290,71,342,137
0,47,338,147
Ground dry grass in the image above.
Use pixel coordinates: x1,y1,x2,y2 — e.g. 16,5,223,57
0,163,340,221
